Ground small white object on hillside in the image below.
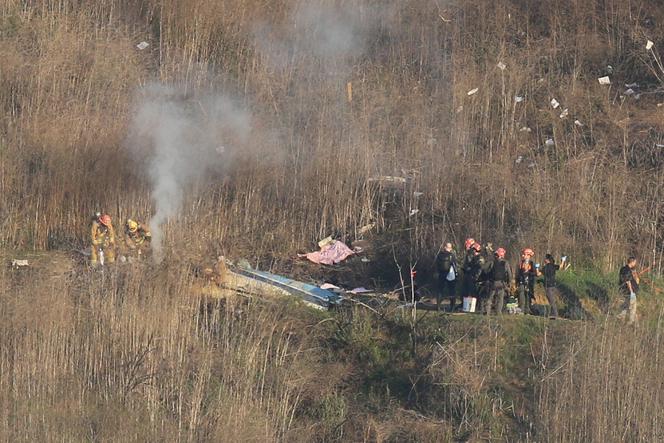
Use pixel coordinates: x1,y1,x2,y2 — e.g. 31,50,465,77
545,138,555,146
647,40,654,50
497,61,507,71
574,120,584,127
598,76,611,85
467,88,479,96
11,259,29,267
136,41,149,50
515,96,525,103
559,108,569,119
519,126,531,132
550,98,560,109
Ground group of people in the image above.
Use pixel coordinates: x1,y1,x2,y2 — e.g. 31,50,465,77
90,212,152,266
435,238,565,317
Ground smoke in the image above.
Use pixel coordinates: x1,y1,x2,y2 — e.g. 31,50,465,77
253,3,383,77
129,84,251,260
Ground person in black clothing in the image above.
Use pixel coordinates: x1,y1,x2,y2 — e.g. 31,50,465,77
435,242,458,312
485,247,513,315
618,257,639,324
462,242,485,305
541,254,565,318
517,248,538,314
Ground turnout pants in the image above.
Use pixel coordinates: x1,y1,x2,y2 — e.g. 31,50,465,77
91,244,115,266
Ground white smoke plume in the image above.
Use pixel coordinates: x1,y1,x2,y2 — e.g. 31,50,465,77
129,84,251,260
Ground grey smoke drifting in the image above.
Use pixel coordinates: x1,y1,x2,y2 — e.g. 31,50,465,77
130,84,251,260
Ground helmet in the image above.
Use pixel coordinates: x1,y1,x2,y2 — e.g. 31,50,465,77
495,247,506,259
472,242,482,252
464,238,476,250
522,248,534,258
126,219,138,232
99,214,111,226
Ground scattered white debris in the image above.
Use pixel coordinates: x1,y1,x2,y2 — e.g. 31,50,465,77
350,287,372,294
624,88,635,96
515,96,525,103
550,98,560,109
634,94,641,100
136,41,149,50
515,155,524,164
656,144,664,148
361,257,371,263
216,145,225,154
538,78,545,83
413,191,424,198
625,82,639,89
456,106,464,113
545,138,555,147
606,65,614,74
409,209,419,216
574,120,584,127
497,61,507,71
11,259,29,268
598,76,611,85
519,126,532,132
467,88,479,96
559,108,569,119
647,40,654,50
528,162,536,168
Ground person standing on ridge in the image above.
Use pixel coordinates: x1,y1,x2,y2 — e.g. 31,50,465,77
618,256,639,324
541,254,565,318
435,242,458,312
485,247,513,315
517,248,538,314
462,242,484,308
90,213,116,266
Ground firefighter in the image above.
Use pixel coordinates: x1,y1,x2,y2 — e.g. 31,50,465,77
485,247,513,315
123,219,152,259
516,248,538,314
91,213,116,266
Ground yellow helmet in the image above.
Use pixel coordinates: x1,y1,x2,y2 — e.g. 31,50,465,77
126,219,138,232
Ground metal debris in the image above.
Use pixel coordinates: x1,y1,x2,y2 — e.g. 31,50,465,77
559,108,569,119
467,88,479,96
136,41,149,50
598,76,611,85
497,61,507,71
550,98,560,109
647,40,654,50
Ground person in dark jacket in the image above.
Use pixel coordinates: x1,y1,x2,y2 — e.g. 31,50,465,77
517,248,538,314
462,242,485,303
618,256,639,324
541,254,565,318
485,247,513,315
435,242,458,312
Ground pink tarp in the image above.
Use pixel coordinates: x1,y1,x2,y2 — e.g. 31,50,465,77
300,240,355,265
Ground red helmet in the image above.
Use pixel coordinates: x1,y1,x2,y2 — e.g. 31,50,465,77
472,242,482,252
522,248,534,258
464,238,476,250
99,214,112,226
495,247,506,259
